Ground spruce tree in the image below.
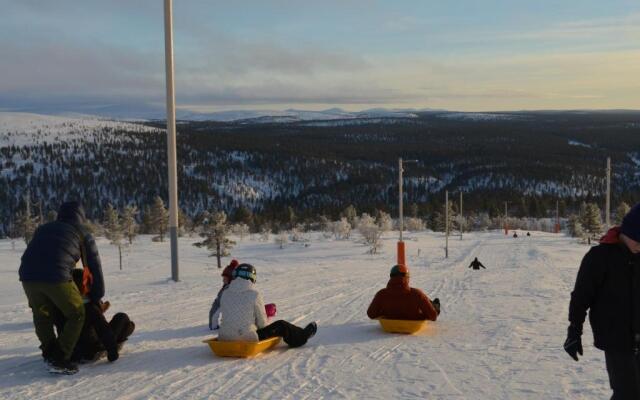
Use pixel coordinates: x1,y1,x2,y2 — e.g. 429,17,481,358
581,203,603,238
150,196,169,242
103,203,124,270
121,205,138,245
616,202,631,225
194,211,236,268
16,198,37,245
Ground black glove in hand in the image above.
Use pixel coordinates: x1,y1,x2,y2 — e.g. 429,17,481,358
432,298,441,316
564,325,583,361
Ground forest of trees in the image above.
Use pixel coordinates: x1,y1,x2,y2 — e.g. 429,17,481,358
1,110,639,238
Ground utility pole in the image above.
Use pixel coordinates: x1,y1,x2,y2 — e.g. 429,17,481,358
164,0,179,281
504,201,509,235
459,191,463,240
397,157,417,266
445,190,449,258
555,200,560,233
606,157,611,228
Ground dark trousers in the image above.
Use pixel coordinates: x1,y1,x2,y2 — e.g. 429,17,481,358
605,351,640,400
257,320,309,348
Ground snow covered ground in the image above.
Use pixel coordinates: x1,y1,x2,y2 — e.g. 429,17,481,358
0,231,609,399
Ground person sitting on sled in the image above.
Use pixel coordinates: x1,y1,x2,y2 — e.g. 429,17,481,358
55,268,135,363
468,257,486,270
218,263,317,348
209,259,239,330
367,264,440,321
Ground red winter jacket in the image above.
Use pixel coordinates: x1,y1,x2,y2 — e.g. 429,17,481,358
367,276,438,321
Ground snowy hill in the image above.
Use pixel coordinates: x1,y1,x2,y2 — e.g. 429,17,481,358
0,231,609,399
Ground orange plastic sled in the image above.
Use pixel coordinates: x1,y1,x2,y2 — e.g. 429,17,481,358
378,318,427,334
203,337,281,358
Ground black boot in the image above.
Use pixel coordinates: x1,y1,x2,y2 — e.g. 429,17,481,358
46,343,78,375
304,322,317,339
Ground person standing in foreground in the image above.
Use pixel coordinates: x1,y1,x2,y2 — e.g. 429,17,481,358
565,203,640,399
19,201,105,375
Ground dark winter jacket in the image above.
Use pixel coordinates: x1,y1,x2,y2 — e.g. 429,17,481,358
468,258,486,270
569,235,640,352
19,202,105,302
367,276,438,321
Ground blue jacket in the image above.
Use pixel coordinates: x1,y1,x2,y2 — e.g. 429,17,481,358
19,202,105,302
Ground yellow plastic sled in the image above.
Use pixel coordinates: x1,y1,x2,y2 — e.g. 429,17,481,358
203,337,281,358
378,318,427,334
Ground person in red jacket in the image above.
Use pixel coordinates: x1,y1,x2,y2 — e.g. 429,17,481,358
367,264,440,321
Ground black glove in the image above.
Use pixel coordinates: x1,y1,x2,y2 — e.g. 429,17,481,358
432,298,441,316
564,324,583,361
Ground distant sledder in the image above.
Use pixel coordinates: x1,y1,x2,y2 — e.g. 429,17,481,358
216,264,316,352
367,265,440,333
468,257,486,270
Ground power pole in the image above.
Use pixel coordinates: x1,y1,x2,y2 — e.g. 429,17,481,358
606,157,611,228
397,157,417,266
555,200,560,233
398,157,405,266
164,0,179,281
459,191,463,240
504,201,509,235
445,190,449,258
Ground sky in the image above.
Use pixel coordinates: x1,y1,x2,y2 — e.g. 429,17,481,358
1,0,639,116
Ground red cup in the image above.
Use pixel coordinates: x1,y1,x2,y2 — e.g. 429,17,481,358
265,303,277,317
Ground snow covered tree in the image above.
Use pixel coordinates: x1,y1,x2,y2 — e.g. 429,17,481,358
376,210,393,232
568,214,585,239
150,196,169,242
194,211,236,269
405,217,425,231
16,198,38,245
291,224,307,242
275,231,288,249
358,214,383,254
103,203,124,270
433,201,455,233
581,203,603,238
259,224,271,241
616,202,631,225
332,217,351,240
341,205,357,228
121,205,138,245
232,223,250,240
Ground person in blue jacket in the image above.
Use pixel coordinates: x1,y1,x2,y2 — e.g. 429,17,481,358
19,201,105,375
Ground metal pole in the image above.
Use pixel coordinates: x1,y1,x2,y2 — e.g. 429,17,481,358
504,201,508,235
459,191,463,240
164,0,179,282
445,190,449,258
399,158,403,242
606,157,611,228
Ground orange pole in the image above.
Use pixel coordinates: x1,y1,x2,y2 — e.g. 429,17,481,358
397,241,406,266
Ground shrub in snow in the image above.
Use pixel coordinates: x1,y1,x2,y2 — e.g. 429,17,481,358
332,218,351,240
358,215,383,254
275,232,288,249
404,217,425,232
376,211,393,232
232,223,250,241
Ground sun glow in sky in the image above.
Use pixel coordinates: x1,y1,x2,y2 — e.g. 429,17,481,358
1,0,639,114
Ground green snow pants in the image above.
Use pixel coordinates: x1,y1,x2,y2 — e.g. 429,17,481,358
22,281,85,360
